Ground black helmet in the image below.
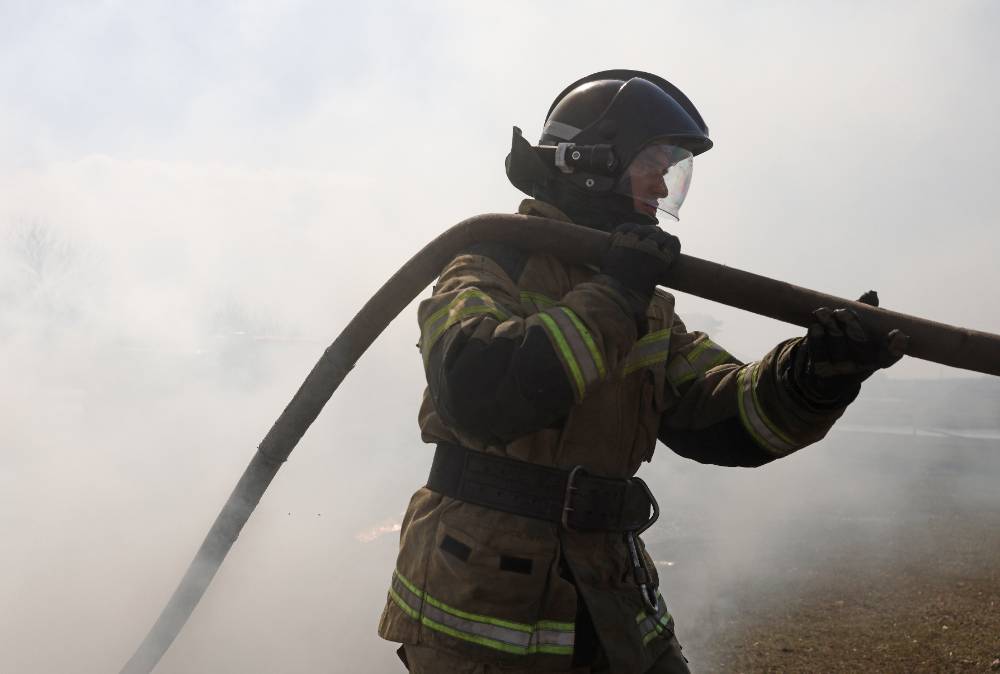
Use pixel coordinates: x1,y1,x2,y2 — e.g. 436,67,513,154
506,69,712,229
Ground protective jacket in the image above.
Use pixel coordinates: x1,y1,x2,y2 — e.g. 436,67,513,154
378,199,853,672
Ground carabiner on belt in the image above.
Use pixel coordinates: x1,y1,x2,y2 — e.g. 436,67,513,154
625,529,659,613
624,477,661,613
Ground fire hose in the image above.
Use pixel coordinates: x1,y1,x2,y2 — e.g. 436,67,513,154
120,213,1000,673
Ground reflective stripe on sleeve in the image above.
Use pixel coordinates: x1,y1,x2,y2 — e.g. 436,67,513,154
519,290,557,312
634,590,672,646
736,362,799,456
624,329,672,375
420,289,510,363
537,307,606,401
388,570,575,656
666,337,732,389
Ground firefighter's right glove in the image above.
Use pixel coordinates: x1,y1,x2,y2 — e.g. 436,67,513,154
793,292,909,404
599,223,680,330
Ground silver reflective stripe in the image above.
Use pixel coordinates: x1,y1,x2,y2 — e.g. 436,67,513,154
422,602,534,650
389,570,574,656
548,307,601,387
687,338,731,372
666,337,731,388
541,120,581,141
736,363,799,456
391,571,423,612
420,289,509,362
520,290,557,312
535,628,575,648
635,591,672,645
665,354,695,387
537,307,606,401
640,613,671,645
624,329,672,374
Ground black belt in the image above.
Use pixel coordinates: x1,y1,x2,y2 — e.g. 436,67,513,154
426,443,659,533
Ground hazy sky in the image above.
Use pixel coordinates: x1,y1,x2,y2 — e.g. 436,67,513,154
3,1,998,375
3,2,999,673
0,0,1000,368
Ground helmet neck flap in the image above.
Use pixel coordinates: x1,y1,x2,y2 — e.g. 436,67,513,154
506,126,650,230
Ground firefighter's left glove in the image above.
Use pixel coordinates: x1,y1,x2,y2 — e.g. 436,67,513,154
793,291,909,404
601,223,680,296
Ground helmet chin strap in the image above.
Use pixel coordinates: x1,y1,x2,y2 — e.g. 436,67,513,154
533,180,658,232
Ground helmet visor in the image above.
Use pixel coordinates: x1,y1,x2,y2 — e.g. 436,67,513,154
614,143,694,221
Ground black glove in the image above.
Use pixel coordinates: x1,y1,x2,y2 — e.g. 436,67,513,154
793,290,909,403
600,220,679,292
599,223,680,332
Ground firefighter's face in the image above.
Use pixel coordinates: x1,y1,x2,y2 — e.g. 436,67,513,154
614,143,694,222
626,150,671,218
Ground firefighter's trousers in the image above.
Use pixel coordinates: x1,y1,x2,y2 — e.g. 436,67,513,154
400,638,690,674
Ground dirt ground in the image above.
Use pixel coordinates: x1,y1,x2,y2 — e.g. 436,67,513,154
687,515,1000,673
672,447,1000,673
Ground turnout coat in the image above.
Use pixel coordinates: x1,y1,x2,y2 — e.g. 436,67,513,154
378,200,851,672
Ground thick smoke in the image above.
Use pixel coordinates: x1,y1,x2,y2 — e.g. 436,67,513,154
3,3,999,673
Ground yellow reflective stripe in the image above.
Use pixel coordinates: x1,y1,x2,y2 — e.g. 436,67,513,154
641,614,671,645
420,289,509,361
737,366,768,450
423,592,532,633
669,350,730,386
420,613,526,654
538,313,586,400
736,364,798,455
425,305,500,350
665,356,694,387
520,290,557,309
424,289,510,330
394,568,424,598
685,338,714,362
420,613,573,656
538,307,608,400
513,291,611,390
394,570,575,635
749,360,796,448
390,570,574,656
389,587,420,620
421,288,492,334
559,307,607,380
635,590,672,645
666,337,731,388
536,619,577,631
688,338,731,371
624,329,672,375
626,354,669,375
638,328,673,345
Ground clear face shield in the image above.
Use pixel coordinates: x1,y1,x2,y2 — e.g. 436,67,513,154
614,143,694,221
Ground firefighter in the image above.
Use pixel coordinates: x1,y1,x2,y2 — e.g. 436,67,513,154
378,70,907,673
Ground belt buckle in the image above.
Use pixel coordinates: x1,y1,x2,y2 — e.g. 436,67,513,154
560,465,587,531
630,476,660,535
